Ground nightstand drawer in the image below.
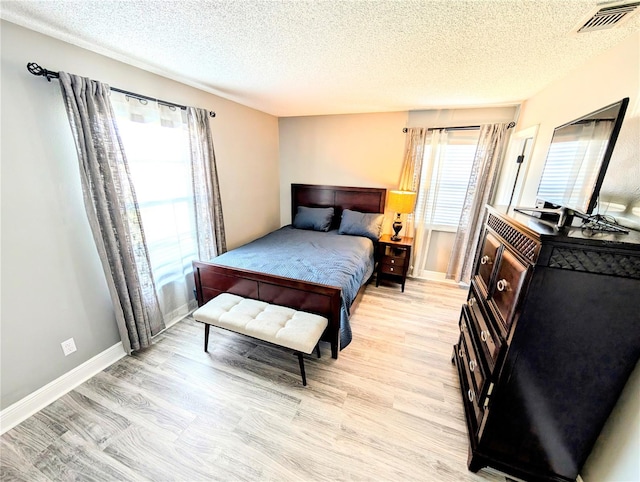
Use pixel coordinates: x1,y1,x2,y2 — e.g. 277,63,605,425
381,263,403,275
382,255,406,268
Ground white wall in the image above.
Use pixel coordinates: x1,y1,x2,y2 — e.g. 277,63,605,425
0,20,280,409
504,32,640,482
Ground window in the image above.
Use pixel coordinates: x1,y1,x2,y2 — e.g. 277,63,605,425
112,94,198,322
415,129,480,229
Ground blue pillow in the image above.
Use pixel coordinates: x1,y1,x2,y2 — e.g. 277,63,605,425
338,209,384,241
293,206,334,232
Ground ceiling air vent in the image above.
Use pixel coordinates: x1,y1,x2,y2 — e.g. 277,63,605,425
576,1,640,33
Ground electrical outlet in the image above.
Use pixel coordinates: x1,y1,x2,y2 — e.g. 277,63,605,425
61,337,77,356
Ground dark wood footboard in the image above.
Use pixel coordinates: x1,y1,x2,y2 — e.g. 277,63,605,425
193,261,343,359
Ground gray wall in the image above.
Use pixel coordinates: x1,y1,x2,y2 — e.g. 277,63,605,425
1,20,280,409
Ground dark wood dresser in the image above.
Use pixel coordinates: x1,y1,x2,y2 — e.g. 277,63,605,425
453,206,640,482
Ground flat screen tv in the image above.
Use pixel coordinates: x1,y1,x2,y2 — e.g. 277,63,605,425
517,97,629,228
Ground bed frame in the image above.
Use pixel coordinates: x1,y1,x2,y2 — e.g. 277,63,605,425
193,183,387,359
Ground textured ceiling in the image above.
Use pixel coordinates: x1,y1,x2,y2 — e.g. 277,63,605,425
2,0,639,116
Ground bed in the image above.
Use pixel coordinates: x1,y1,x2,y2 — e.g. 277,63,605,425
193,184,387,359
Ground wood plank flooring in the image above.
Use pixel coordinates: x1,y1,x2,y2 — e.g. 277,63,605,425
1,278,510,481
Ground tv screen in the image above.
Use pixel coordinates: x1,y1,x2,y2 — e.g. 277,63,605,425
536,97,629,215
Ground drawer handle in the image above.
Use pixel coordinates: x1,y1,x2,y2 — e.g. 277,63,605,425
458,348,464,358
468,389,475,402
496,279,508,292
460,324,465,333
481,330,489,342
389,267,394,272
391,259,395,264
468,298,475,307
469,360,477,372
481,255,491,265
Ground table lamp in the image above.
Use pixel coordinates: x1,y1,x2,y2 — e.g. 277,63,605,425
388,190,417,241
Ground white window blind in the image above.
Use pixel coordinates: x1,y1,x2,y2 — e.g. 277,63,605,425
415,129,481,228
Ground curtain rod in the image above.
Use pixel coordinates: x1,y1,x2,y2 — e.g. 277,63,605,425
402,121,515,133
27,62,216,118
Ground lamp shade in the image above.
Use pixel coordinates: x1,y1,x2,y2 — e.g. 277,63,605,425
388,190,417,214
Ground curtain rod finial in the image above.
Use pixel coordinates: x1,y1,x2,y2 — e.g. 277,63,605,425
27,62,43,76
27,62,58,81
209,111,216,118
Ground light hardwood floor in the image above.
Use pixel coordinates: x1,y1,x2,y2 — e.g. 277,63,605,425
1,278,510,481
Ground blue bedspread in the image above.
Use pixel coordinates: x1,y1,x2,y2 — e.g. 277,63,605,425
211,226,375,349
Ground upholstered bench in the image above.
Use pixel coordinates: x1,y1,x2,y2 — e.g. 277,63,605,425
192,293,328,386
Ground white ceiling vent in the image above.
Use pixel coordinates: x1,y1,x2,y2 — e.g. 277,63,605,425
576,1,640,33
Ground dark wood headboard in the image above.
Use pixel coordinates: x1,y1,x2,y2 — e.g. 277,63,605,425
291,184,387,230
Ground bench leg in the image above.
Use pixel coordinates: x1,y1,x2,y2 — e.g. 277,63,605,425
316,343,321,358
297,353,307,386
204,324,210,352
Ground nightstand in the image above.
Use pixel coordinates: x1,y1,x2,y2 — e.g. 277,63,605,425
376,234,413,292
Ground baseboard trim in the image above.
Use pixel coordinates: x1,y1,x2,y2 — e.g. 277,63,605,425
409,271,467,288
0,342,126,434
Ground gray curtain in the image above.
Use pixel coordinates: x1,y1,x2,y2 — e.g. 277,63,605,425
399,128,428,191
397,127,428,241
187,107,227,258
58,72,164,354
446,123,511,283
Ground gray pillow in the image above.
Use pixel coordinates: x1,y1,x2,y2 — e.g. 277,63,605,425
293,206,334,232
338,209,384,241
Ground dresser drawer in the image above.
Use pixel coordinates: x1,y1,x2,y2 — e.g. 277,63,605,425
455,338,484,435
468,284,502,373
477,232,501,293
460,307,488,400
489,247,529,334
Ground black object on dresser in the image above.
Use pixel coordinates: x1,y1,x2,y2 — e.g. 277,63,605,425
453,205,640,482
376,234,413,292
